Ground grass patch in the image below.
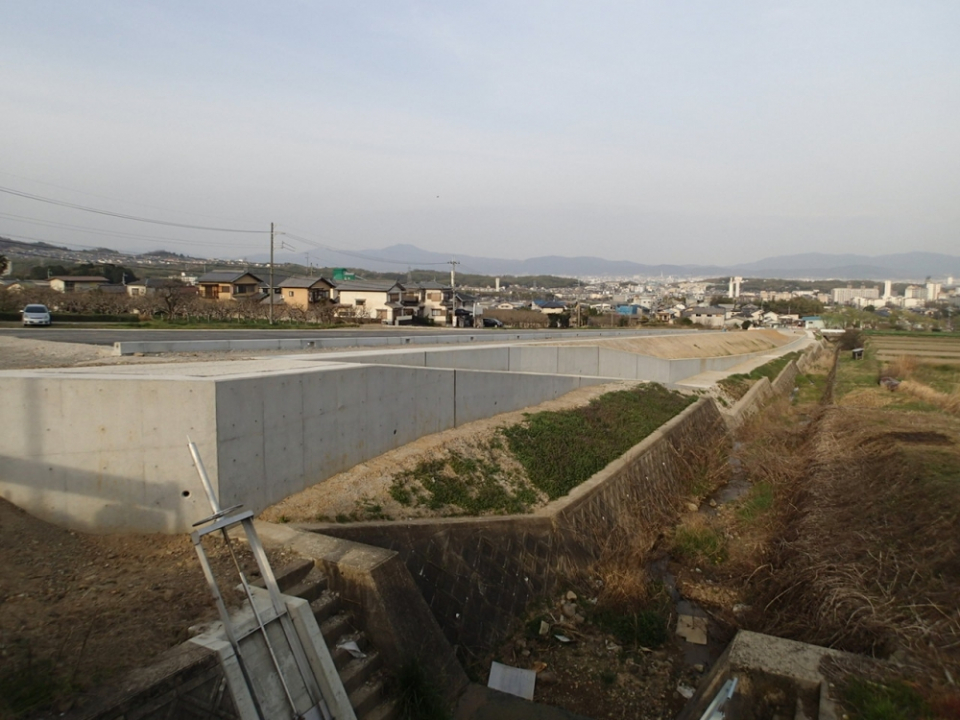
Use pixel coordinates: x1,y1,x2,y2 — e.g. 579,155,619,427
840,678,931,720
670,521,727,566
912,363,960,395
736,482,774,524
502,384,695,500
719,352,801,400
389,447,538,516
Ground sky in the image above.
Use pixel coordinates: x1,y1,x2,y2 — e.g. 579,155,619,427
1,1,958,269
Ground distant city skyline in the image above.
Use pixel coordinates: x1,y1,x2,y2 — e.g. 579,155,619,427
2,3,958,266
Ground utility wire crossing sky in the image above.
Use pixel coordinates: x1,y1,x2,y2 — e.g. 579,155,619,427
1,2,958,266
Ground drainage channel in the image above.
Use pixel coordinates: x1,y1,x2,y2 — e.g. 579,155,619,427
647,441,755,688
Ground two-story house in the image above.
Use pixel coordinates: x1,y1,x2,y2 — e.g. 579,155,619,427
196,271,263,301
331,279,399,321
279,276,336,310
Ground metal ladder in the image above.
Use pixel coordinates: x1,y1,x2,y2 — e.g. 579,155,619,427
188,440,348,720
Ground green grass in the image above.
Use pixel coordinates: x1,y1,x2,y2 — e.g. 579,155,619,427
671,524,728,565
719,352,802,400
840,678,931,720
912,363,960,394
835,347,884,399
794,370,828,404
501,384,696,500
736,482,774,524
389,448,538,516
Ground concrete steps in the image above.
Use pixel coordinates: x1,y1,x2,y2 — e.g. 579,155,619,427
275,559,397,720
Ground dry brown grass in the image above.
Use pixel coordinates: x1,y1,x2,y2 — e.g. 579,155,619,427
899,379,960,415
838,388,897,408
880,354,920,379
586,429,732,612
747,407,960,681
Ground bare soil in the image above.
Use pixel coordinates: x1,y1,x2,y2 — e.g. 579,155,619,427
0,497,297,718
559,329,795,359
260,381,642,524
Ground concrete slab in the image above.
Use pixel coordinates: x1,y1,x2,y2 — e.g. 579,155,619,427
676,614,709,645
487,661,536,701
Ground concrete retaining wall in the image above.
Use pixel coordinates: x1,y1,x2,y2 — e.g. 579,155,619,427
301,399,729,659
0,362,602,534
0,332,809,535
316,334,811,385
112,328,688,356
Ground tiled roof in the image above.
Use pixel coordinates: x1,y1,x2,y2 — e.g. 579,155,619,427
197,271,263,283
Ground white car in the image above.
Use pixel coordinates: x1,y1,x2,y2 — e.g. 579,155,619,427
22,304,52,327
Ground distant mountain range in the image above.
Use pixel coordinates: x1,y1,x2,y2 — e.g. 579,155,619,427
3,235,958,281
250,244,960,281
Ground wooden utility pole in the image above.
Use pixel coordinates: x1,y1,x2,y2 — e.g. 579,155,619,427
269,222,275,325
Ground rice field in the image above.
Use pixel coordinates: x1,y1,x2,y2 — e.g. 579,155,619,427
869,333,960,365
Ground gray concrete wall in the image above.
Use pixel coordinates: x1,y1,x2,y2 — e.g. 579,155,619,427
0,362,598,534
324,334,810,385
0,373,220,533
113,328,687,355
0,332,808,534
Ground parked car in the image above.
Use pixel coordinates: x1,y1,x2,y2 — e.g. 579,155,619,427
482,317,504,328
22,304,52,327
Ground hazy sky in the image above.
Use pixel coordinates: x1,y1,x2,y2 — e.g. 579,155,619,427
2,2,958,268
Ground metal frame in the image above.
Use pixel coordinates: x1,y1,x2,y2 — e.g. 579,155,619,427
188,440,334,720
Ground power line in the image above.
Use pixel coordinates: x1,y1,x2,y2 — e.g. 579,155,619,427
0,170,262,226
0,185,266,233
0,211,259,248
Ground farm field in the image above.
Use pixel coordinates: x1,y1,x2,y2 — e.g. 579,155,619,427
868,333,960,365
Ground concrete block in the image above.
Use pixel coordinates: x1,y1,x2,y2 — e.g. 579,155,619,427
508,346,559,374
425,347,510,371
556,346,599,376
597,349,639,379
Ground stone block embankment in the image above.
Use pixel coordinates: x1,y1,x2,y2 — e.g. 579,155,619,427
301,343,820,659
301,398,728,658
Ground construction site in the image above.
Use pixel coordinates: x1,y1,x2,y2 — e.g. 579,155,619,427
1,327,958,720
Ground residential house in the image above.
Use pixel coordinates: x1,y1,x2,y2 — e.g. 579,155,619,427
278,276,336,311
196,271,263,301
407,280,452,324
48,276,108,293
384,282,421,324
534,300,567,315
126,278,181,297
331,279,398,321
801,315,825,330
683,306,727,328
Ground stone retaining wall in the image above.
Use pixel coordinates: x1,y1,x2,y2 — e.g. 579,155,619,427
303,344,821,660
300,398,728,659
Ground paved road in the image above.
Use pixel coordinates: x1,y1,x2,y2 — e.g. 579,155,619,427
0,326,540,346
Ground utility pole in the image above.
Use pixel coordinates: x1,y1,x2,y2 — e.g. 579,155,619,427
269,222,275,325
447,260,460,327
577,278,582,328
